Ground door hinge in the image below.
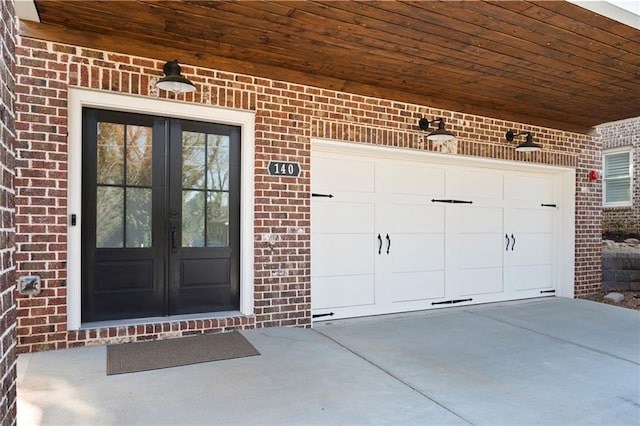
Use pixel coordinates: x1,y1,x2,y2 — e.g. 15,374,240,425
540,289,556,294
541,203,557,208
432,298,473,305
312,193,334,198
312,312,335,319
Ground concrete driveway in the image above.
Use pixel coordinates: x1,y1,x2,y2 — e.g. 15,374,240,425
17,298,640,425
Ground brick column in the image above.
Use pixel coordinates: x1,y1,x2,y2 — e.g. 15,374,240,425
0,0,17,424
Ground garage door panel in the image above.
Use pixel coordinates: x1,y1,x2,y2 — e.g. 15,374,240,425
447,169,504,200
511,209,553,233
312,156,375,194
392,271,445,302
390,164,445,196
506,174,554,201
391,234,445,272
511,265,553,291
390,204,445,234
312,275,375,310
457,268,504,296
312,235,374,277
456,207,503,233
313,201,374,234
456,234,503,269
512,234,553,265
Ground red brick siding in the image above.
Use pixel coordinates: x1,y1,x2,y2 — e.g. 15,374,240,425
14,39,601,353
66,316,255,348
597,117,640,234
0,0,17,424
254,81,312,328
575,132,604,295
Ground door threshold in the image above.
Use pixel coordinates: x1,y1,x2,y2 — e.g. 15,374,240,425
80,311,245,330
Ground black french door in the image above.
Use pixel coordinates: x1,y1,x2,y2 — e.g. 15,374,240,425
81,109,240,322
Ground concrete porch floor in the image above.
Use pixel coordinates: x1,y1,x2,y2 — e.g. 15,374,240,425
17,298,640,425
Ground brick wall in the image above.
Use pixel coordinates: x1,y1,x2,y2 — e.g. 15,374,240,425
596,117,640,234
575,131,604,295
0,0,17,424
14,38,601,352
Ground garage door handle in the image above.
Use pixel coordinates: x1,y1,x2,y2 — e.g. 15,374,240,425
511,234,516,251
378,234,382,254
386,234,391,254
505,234,510,251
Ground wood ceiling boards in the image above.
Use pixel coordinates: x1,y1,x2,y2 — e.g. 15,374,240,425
20,0,640,133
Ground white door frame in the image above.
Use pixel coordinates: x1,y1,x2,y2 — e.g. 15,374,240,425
311,139,576,308
67,88,255,330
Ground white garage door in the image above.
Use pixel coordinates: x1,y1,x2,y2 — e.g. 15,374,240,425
311,143,563,321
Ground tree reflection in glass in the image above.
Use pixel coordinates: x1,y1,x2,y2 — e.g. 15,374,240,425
96,122,153,248
182,132,230,247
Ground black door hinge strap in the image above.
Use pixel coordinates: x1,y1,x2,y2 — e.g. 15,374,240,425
432,199,473,204
432,298,473,305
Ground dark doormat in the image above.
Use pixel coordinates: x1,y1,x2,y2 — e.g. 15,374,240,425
107,331,260,375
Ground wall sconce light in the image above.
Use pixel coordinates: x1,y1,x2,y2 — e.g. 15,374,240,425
418,117,456,142
506,130,542,153
155,59,196,94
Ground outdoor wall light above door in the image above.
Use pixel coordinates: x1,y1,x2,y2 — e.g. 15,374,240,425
418,117,456,142
506,130,542,153
155,60,196,94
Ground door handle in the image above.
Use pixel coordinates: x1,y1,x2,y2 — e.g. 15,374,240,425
171,225,178,253
511,233,516,251
505,233,510,251
377,233,382,255
386,233,391,254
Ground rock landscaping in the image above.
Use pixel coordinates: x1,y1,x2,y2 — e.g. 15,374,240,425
582,290,640,310
583,237,640,311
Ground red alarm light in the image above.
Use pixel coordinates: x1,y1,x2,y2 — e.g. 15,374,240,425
588,170,599,181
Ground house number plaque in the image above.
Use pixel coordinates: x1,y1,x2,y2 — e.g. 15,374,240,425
268,161,301,177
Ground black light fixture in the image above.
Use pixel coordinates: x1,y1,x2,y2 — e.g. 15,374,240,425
155,59,196,94
506,130,542,153
418,117,456,142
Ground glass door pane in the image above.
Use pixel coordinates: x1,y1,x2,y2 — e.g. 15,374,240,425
181,131,230,248
96,122,153,248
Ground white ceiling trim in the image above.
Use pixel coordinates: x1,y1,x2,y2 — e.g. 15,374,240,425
14,0,40,23
569,1,640,30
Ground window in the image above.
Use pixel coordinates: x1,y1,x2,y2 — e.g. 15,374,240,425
603,147,633,207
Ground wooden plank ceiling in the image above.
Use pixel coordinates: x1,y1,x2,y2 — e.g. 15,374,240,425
20,0,640,133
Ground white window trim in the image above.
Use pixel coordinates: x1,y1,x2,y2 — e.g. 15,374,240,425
603,146,633,208
67,88,255,330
